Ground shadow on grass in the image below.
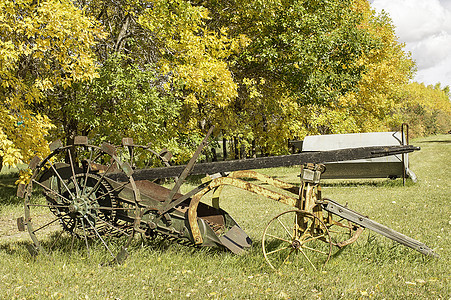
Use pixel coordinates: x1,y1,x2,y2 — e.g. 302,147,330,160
321,178,413,188
0,240,34,256
0,175,21,206
415,139,451,144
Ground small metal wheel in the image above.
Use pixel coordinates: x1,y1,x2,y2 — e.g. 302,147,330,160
19,137,141,263
326,215,363,248
262,209,332,271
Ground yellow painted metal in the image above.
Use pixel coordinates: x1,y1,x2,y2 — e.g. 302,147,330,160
207,170,298,211
228,170,296,190
188,163,361,255
188,176,299,245
211,186,222,209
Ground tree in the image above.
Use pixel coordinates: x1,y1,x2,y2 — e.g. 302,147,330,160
0,0,103,168
203,0,409,155
35,0,242,162
399,82,451,137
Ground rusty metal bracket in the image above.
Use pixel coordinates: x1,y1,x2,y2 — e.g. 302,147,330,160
159,126,214,214
188,176,299,245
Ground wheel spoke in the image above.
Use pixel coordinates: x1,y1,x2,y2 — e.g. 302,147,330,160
48,160,75,199
31,217,61,234
31,179,71,203
67,148,81,198
83,216,115,259
89,181,129,204
265,233,292,244
294,212,300,238
299,248,317,271
81,148,95,196
85,161,116,199
277,217,293,239
80,217,91,258
303,233,326,243
280,248,296,268
48,227,65,251
265,245,291,256
70,218,78,254
302,245,329,255
27,203,70,209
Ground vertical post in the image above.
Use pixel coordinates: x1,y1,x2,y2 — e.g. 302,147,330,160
222,137,227,161
401,123,409,186
298,163,325,228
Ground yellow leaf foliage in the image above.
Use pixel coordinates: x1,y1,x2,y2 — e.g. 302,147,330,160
137,0,242,131
319,0,414,133
0,0,105,168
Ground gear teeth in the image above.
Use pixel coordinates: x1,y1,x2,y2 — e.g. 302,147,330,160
29,156,41,170
49,139,63,151
74,136,88,145
101,142,117,156
122,138,134,147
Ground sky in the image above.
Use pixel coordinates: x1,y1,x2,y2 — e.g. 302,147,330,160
371,0,451,88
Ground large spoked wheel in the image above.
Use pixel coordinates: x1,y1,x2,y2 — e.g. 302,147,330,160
21,138,141,263
262,209,332,271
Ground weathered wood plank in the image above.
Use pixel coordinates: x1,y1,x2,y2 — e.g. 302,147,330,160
107,145,419,182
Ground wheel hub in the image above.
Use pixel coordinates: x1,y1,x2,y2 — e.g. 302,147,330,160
69,196,97,216
291,239,301,249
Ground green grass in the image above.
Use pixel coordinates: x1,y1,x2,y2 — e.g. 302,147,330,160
0,135,449,299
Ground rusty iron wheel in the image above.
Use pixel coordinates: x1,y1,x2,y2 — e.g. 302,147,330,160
262,209,332,271
22,139,141,264
326,216,363,248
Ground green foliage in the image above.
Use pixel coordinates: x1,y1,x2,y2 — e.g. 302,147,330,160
0,0,103,167
46,53,181,147
203,0,415,156
397,83,451,137
33,0,242,163
2,0,445,166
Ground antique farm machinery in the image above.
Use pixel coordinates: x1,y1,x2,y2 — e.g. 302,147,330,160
17,128,438,270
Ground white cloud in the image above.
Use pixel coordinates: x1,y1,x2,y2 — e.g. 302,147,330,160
408,31,451,69
371,0,451,87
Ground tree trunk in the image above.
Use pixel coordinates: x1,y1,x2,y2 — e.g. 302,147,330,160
233,136,239,159
252,139,256,158
222,137,227,161
211,147,217,162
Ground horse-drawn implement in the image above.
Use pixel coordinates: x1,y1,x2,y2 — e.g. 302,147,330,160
16,128,438,270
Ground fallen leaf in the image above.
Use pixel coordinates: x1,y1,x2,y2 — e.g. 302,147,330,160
415,279,426,284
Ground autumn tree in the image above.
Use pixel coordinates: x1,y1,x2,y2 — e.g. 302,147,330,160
0,0,103,169
329,1,415,134
2,0,422,167
399,82,451,137
202,0,407,156
33,0,242,163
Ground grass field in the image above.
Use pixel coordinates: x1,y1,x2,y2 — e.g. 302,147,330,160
0,135,449,299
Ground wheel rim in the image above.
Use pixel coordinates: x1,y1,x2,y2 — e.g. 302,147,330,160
262,209,332,271
23,141,140,263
